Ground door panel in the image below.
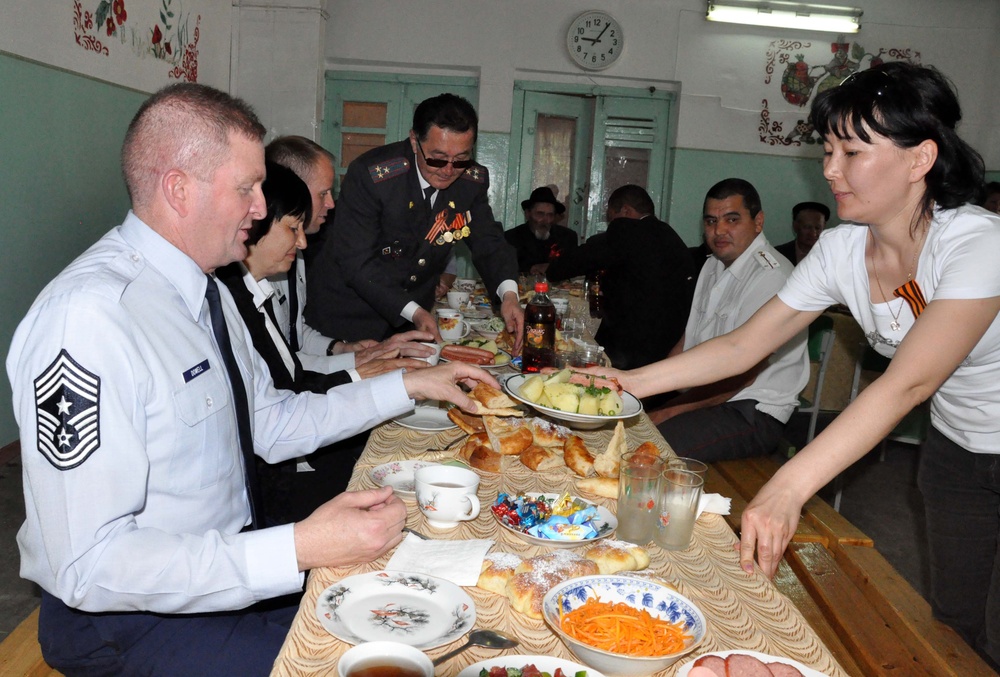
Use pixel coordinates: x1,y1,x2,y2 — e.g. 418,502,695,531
518,92,593,238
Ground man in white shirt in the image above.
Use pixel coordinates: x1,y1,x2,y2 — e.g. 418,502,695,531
650,178,809,463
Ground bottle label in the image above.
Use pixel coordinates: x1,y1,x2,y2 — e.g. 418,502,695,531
525,325,548,349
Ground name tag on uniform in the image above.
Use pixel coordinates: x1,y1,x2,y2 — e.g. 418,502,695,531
183,360,211,383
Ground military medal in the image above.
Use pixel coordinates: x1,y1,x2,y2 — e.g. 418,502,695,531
443,231,454,243
461,225,470,237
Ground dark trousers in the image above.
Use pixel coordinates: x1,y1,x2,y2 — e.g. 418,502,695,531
655,399,785,463
916,426,1000,671
38,591,298,677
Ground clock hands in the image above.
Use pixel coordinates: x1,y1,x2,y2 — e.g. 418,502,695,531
580,21,613,45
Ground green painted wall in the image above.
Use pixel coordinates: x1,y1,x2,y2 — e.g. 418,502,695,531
667,148,833,247
0,54,145,445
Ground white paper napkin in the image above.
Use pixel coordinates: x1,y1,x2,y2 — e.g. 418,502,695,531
696,492,732,520
384,533,494,586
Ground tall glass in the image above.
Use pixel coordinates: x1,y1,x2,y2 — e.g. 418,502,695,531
667,456,708,478
654,469,704,551
615,452,664,544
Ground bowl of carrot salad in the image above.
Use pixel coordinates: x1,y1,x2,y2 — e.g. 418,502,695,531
542,575,706,675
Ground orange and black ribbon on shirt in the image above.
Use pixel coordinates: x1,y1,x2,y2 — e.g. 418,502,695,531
894,279,927,320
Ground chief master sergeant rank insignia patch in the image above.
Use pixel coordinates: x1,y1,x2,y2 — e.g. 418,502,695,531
34,349,101,470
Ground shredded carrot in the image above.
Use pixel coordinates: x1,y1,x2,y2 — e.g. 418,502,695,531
558,595,691,657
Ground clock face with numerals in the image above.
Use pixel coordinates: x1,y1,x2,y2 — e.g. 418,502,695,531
566,11,624,71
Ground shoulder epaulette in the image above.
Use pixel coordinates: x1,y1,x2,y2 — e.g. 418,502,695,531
459,164,488,184
368,157,411,183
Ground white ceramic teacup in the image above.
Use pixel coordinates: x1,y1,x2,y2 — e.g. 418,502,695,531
417,341,442,365
446,290,471,310
435,308,470,340
336,640,433,677
414,465,481,529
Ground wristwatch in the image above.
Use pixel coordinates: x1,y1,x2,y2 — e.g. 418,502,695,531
326,339,346,356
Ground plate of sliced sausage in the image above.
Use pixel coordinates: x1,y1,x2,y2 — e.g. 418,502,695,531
677,650,829,677
440,340,511,370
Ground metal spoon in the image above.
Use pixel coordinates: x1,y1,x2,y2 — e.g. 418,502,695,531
432,629,519,666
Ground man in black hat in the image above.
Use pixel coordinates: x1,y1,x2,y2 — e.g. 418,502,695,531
504,186,579,273
774,201,831,265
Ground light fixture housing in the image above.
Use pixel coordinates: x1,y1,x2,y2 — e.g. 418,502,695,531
706,0,862,33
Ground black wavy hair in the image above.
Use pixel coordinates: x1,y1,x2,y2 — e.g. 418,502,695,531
247,161,312,246
412,93,479,142
809,61,984,232
704,178,763,218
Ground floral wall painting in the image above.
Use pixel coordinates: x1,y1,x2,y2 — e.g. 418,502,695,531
72,0,200,82
759,35,922,147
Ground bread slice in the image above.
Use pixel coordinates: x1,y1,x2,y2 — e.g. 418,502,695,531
448,408,486,435
471,382,519,409
593,420,627,478
576,476,618,499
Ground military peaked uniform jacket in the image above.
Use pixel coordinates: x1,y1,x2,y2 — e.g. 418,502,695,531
305,140,517,340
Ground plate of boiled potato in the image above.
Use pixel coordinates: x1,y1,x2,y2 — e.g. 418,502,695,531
503,370,641,430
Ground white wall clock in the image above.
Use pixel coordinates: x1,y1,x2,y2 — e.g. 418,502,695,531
566,10,624,71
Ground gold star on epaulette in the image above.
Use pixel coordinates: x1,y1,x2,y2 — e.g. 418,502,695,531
375,165,388,179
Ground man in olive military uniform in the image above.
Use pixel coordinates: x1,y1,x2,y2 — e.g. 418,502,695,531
305,94,523,346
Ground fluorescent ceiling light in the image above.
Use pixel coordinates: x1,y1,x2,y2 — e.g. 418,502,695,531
707,1,862,33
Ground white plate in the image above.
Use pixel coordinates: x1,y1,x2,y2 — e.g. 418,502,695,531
371,460,442,498
503,374,642,430
315,571,475,649
492,492,617,549
393,404,458,431
677,650,830,677
458,655,606,677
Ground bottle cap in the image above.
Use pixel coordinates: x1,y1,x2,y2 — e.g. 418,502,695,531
534,282,549,293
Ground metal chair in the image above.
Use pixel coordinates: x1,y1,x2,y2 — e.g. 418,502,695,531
794,315,836,447
832,342,930,511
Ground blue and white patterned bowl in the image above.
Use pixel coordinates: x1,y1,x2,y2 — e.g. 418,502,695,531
542,575,707,676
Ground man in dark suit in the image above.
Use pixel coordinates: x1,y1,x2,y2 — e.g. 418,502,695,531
504,186,579,273
305,94,522,346
542,185,696,370
774,201,830,265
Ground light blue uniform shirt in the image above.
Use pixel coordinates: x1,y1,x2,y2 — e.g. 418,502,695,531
7,212,413,614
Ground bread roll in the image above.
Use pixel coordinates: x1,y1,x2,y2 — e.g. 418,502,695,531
563,435,595,477
584,539,650,574
477,551,523,596
506,551,599,620
593,420,627,478
633,441,662,460
519,444,563,472
576,476,619,499
459,432,501,473
527,418,569,448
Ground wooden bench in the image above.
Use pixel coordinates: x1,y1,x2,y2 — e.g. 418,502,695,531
705,457,996,676
0,607,63,677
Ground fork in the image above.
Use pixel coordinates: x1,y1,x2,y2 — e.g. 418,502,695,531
426,435,466,453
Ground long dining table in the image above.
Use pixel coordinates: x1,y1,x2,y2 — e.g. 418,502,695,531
271,398,850,677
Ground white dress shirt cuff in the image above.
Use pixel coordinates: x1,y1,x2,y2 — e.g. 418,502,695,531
371,369,416,415
401,301,422,322
243,524,305,599
347,369,361,382
497,280,518,300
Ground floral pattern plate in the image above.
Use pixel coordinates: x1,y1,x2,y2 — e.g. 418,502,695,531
315,571,476,649
370,460,441,499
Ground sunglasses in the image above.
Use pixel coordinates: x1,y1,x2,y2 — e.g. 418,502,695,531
839,67,895,97
416,138,474,170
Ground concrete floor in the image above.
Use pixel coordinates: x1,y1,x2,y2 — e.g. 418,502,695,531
0,412,930,643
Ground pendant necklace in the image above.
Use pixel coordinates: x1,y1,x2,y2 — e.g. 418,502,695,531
869,225,926,332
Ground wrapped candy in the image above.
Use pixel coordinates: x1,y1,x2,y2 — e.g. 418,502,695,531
493,493,601,541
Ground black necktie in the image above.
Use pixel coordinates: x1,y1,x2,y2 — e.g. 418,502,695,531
205,275,264,529
423,185,436,211
286,267,299,353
